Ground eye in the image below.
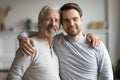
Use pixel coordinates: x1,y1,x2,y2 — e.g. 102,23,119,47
62,19,69,23
55,19,59,23
73,17,78,21
46,18,51,21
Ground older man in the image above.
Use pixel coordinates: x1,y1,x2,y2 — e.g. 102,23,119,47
6,5,61,80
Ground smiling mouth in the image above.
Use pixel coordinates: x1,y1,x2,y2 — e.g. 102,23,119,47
49,28,56,32
48,26,57,33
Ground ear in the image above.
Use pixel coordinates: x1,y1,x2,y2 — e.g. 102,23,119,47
80,16,83,24
80,16,83,22
37,21,41,30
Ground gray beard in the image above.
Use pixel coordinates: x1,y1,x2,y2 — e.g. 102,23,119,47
45,31,56,38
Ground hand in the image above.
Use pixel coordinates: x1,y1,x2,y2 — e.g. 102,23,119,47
19,37,36,55
86,33,101,48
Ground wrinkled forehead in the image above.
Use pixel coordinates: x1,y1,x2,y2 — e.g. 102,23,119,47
44,9,60,19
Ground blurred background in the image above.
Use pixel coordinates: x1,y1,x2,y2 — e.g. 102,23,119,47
0,0,120,79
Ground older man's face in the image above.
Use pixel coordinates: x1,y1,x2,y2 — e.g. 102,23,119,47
39,9,60,38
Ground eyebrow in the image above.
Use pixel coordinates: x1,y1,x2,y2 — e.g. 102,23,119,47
62,17,78,21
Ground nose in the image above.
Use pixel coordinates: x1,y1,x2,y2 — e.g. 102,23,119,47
69,20,74,26
50,19,56,26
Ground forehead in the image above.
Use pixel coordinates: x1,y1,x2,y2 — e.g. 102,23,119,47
62,9,80,19
44,9,60,19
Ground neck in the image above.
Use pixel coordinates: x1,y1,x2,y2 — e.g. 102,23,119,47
35,32,53,46
68,31,84,41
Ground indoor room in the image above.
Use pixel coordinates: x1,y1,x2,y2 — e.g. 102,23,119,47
0,0,120,80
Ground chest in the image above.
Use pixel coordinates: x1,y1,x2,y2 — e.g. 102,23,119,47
54,40,99,69
31,44,59,69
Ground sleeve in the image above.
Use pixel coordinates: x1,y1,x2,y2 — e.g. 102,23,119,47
6,49,33,80
17,31,37,40
98,42,113,80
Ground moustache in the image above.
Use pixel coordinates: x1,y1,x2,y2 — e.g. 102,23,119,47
48,25,57,30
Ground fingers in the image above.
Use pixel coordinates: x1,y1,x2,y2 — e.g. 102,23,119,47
19,45,35,56
86,37,92,43
30,38,35,47
19,48,31,56
86,33,101,48
19,37,36,55
86,33,93,43
92,36,101,48
23,43,35,55
96,37,101,46
92,36,97,48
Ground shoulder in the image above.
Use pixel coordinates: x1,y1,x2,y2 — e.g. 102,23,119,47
96,42,107,50
54,33,65,42
95,41,109,57
16,48,34,58
14,48,35,64
32,37,46,47
54,33,65,39
16,48,22,56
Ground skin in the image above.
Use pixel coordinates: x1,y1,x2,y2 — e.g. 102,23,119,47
19,9,100,55
20,9,60,55
37,9,60,46
62,9,83,41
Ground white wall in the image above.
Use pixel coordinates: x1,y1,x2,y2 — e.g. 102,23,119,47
0,0,106,31
108,0,120,64
0,0,120,64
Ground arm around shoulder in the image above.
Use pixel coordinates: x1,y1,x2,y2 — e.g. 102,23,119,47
17,31,36,40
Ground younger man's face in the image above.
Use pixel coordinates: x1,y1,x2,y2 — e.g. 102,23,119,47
61,9,83,37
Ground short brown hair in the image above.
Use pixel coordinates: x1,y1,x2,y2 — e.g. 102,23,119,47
60,3,83,20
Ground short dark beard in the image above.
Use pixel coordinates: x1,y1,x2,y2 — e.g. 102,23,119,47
67,29,81,37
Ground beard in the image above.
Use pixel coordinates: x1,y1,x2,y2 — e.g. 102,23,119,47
66,28,81,37
45,30,56,38
41,25,58,38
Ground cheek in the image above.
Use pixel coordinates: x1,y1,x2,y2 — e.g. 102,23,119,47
76,21,82,28
62,22,67,27
43,21,50,28
57,22,60,28
62,25,67,31
53,21,60,29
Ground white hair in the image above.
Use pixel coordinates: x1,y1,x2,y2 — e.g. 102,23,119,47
38,4,60,21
